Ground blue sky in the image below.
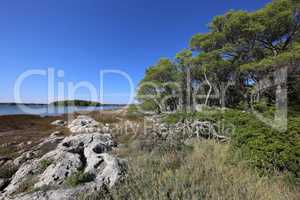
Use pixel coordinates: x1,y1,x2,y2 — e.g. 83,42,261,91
0,0,271,104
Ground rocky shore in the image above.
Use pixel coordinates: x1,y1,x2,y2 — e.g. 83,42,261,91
0,115,126,200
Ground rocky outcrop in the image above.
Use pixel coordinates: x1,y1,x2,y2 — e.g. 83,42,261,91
68,115,101,133
1,116,125,200
11,132,65,168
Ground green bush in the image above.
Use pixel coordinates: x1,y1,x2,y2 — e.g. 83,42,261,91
227,112,300,180
66,171,95,187
164,108,300,180
39,159,52,171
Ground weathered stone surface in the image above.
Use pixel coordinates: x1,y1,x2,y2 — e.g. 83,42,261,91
6,186,94,200
13,150,37,167
68,115,102,133
4,159,41,195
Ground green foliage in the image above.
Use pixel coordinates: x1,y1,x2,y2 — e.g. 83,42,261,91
164,109,300,180
126,104,144,119
190,0,300,107
242,42,300,71
66,171,95,187
39,159,52,171
51,100,102,107
230,115,300,179
137,58,179,113
137,0,300,109
191,0,299,60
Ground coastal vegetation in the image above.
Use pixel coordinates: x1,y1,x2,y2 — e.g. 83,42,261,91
50,100,102,107
0,0,299,199
137,0,300,113
130,0,300,196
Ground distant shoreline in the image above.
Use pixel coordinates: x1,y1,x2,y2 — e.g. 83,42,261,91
0,102,127,107
0,103,47,106
0,103,127,117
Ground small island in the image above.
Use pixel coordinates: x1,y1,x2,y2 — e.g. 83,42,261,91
50,100,102,107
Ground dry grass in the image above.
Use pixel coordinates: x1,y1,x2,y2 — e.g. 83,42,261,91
86,109,127,124
97,139,300,200
87,108,144,124
0,114,70,159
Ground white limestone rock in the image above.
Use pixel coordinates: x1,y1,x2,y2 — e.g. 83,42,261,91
1,132,125,200
51,120,66,127
68,116,102,133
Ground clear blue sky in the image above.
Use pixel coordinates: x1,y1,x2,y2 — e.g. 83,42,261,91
0,0,271,104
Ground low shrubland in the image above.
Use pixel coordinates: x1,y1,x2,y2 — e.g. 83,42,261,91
163,108,300,182
79,136,299,200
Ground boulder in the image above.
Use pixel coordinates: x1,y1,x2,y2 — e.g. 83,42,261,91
51,120,66,127
50,131,63,138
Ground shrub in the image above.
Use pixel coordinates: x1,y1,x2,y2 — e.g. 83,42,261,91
164,108,300,180
39,159,52,171
66,171,95,187
229,112,300,180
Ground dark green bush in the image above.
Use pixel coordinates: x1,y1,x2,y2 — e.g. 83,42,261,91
227,111,300,179
39,159,52,171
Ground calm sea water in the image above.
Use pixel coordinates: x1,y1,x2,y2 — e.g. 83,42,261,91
0,104,122,116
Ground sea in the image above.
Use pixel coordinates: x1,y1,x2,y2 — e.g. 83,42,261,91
0,104,123,116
